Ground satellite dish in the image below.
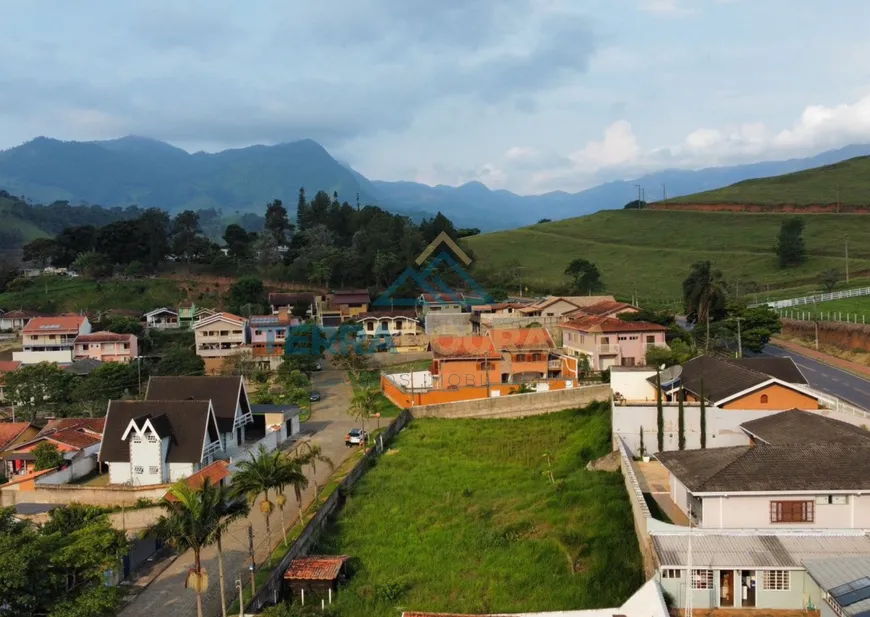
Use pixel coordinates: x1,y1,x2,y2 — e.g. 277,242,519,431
659,365,683,389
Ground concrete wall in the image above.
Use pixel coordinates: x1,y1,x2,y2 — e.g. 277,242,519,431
700,493,870,529
613,403,870,456
409,384,610,419
12,349,74,364
425,313,472,336
616,437,657,578
107,506,163,533
35,456,96,485
0,481,171,507
611,368,657,401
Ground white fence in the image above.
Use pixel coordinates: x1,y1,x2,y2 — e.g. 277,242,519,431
778,308,868,324
758,285,870,309
804,387,870,421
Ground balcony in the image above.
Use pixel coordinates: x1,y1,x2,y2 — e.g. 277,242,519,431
597,344,620,355
548,359,562,370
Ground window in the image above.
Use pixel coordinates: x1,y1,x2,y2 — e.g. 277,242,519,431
49,334,56,340
516,353,527,362
148,466,160,475
132,435,142,443
770,500,814,523
395,321,403,330
367,322,374,331
255,329,263,335
146,434,158,443
232,330,242,335
80,344,89,350
760,394,769,404
763,570,790,591
123,343,129,350
133,466,144,475
220,330,229,336
662,569,682,579
646,335,656,343
691,570,713,590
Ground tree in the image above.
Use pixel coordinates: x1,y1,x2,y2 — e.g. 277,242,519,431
350,387,379,449
153,346,204,376
223,224,254,260
75,362,137,405
564,258,604,294
22,238,58,267
819,268,840,292
228,276,266,315
33,442,64,470
775,217,807,268
204,482,249,617
171,211,201,261
71,251,112,280
265,199,292,244
623,199,647,209
151,482,220,617
297,440,333,501
105,315,144,338
682,260,727,352
4,362,75,421
537,218,552,224
713,304,782,354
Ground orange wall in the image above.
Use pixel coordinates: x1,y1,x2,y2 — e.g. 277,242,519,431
511,359,549,376
381,373,573,407
722,383,820,410
435,359,503,389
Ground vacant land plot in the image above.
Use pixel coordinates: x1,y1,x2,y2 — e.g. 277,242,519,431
464,210,870,307
804,295,870,317
315,402,643,616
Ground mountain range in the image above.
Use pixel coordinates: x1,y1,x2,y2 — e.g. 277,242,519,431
2,136,870,231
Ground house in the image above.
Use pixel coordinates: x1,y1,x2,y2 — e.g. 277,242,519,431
0,310,46,332
356,310,427,351
5,417,104,478
417,292,467,316
560,316,668,370
519,295,616,318
654,355,819,410
269,292,316,318
0,422,39,471
803,557,870,617
144,375,254,449
656,411,870,529
193,312,248,359
317,290,370,326
99,400,223,486
566,300,639,319
0,361,21,402
249,404,302,443
487,327,559,383
430,335,503,389
193,307,217,324
284,555,350,601
653,529,870,611
74,332,138,363
143,308,179,330
177,302,198,329
164,460,231,500
13,315,92,364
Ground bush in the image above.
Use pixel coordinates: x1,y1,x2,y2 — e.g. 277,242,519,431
7,277,33,291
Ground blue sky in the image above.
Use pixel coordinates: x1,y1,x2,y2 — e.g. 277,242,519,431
3,0,870,193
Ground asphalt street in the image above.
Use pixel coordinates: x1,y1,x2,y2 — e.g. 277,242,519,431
761,344,870,410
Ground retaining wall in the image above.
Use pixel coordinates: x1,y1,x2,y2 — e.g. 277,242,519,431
781,318,870,352
0,480,171,507
616,437,657,578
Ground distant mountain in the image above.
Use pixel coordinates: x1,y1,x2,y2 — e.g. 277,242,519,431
2,136,870,232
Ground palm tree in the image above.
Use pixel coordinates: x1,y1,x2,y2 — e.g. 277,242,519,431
350,387,379,450
298,440,334,501
151,481,221,617
274,452,308,546
205,484,250,617
682,260,727,352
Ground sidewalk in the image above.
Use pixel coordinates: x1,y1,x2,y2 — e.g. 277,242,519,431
771,337,870,379
119,366,356,617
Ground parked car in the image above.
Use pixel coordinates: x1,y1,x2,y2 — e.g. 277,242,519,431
314,362,323,371
345,428,367,447
310,390,321,402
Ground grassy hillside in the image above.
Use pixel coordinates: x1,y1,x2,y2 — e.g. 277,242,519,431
666,156,870,205
464,210,870,307
0,193,51,241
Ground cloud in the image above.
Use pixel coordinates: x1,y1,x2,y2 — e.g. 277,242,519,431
569,120,641,170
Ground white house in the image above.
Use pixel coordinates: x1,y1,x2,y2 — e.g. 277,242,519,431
99,400,223,486
143,307,179,330
193,312,248,358
144,375,254,450
13,315,91,364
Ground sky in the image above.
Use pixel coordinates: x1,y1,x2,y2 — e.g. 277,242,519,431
3,0,870,194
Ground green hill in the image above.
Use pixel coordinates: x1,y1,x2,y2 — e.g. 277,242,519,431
463,210,870,307
0,193,51,243
665,156,870,206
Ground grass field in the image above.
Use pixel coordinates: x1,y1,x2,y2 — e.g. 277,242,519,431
0,276,188,313
788,295,870,317
315,402,643,616
666,156,870,206
0,194,51,241
464,210,870,307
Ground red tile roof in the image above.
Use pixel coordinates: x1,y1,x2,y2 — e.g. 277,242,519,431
488,328,555,352
75,332,135,343
421,292,465,303
164,461,231,501
22,315,87,334
332,290,370,305
44,429,101,449
2,310,46,319
284,556,349,581
0,423,36,451
431,335,501,359
560,315,668,334
0,361,21,374
573,300,638,316
39,418,105,436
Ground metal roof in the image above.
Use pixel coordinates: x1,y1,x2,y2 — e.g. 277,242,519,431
652,532,870,569
804,557,870,616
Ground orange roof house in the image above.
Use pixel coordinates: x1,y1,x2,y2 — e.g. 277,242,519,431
430,335,502,389
4,418,104,477
164,460,231,501
0,422,39,459
560,316,669,371
567,300,639,319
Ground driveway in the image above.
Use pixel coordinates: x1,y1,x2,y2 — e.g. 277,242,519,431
119,361,356,617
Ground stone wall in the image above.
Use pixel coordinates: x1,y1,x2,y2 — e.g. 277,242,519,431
781,318,870,352
409,384,610,419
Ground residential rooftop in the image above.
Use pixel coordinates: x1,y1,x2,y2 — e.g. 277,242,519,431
741,409,870,445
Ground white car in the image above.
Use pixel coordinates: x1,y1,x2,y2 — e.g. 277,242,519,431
345,428,367,447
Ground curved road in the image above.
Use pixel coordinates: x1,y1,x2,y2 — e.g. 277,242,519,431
761,344,870,410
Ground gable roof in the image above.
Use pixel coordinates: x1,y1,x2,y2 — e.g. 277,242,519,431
656,443,870,493
164,460,231,501
62,358,105,375
572,300,639,317
145,375,247,433
520,295,582,313
488,327,555,352
741,409,870,445
561,315,668,334
144,307,178,318
269,292,315,306
38,418,105,437
22,315,87,334
1,310,47,319
357,310,418,320
284,556,349,581
100,400,217,464
420,292,465,304
0,361,21,374
332,290,370,305
730,357,807,384
0,422,36,451
193,312,246,329
430,335,501,359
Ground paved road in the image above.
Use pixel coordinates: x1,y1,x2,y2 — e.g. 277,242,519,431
119,361,356,617
761,344,870,410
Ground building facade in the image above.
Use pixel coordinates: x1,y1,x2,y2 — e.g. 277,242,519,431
13,315,92,364
560,316,668,370
74,332,138,363
193,312,248,358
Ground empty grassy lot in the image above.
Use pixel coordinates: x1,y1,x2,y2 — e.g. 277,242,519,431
315,402,643,616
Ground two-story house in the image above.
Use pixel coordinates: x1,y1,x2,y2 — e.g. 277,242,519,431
356,310,427,352
317,290,370,326
417,293,467,316
269,292,315,318
99,400,223,486
74,332,138,363
430,335,503,389
519,295,615,318
488,327,557,383
193,312,248,360
249,314,300,368
0,310,46,331
559,316,668,370
566,300,639,319
657,410,870,530
13,315,92,364
144,375,254,449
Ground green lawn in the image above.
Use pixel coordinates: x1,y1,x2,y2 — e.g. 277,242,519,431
315,402,643,616
786,294,870,317
464,210,870,308
0,276,186,314
666,156,870,206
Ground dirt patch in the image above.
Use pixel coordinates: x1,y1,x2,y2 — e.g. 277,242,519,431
585,450,620,472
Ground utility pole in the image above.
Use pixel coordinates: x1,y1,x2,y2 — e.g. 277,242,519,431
236,579,244,617
634,184,642,204
248,524,256,594
813,320,819,350
735,317,743,358
641,187,646,203
662,183,667,202
845,234,850,283
836,183,840,213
